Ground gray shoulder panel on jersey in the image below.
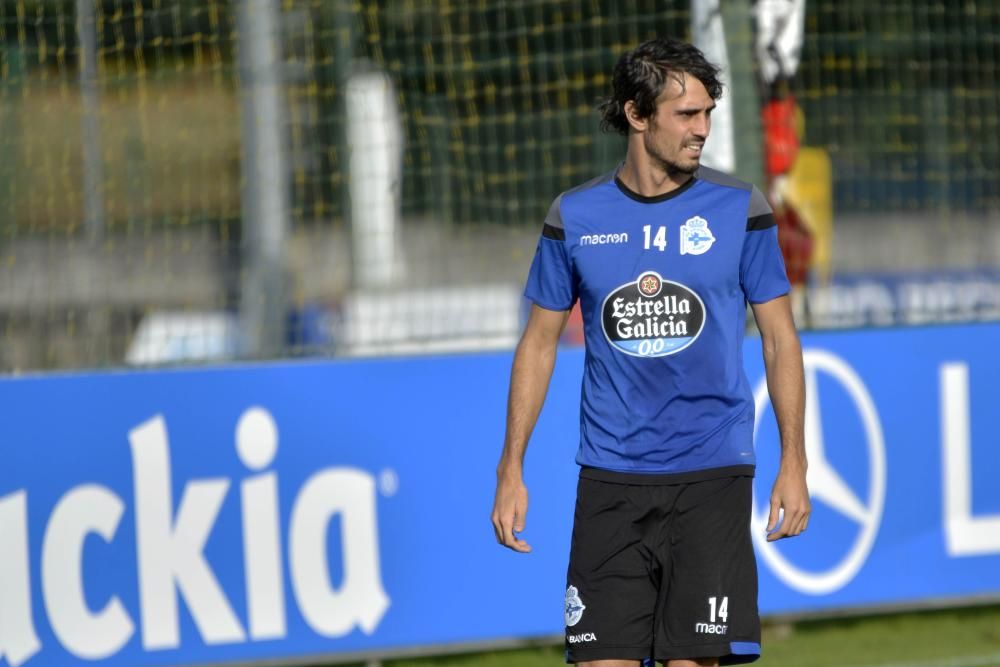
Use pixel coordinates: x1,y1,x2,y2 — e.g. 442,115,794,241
694,165,753,192
543,195,565,230
543,168,616,236
748,185,773,217
747,185,776,230
564,167,617,199
695,167,776,231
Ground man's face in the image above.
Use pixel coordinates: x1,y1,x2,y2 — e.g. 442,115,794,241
641,73,715,175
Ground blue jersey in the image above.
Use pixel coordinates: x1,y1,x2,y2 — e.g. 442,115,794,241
524,166,790,479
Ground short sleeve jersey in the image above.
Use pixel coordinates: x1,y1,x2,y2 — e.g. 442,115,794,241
524,166,790,479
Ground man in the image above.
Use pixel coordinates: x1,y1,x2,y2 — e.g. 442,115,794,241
491,38,810,667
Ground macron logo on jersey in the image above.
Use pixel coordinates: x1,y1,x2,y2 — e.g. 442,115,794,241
580,232,629,246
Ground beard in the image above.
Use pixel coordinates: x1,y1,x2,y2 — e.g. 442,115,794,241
643,133,700,176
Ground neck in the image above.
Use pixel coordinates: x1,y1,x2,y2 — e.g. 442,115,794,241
617,143,694,198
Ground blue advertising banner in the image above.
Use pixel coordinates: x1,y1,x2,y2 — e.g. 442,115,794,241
1,323,999,667
746,323,1000,613
805,269,1000,329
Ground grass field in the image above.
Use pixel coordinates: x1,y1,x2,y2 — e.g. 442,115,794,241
339,604,1000,667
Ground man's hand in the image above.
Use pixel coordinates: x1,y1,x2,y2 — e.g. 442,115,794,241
491,471,531,553
766,461,810,541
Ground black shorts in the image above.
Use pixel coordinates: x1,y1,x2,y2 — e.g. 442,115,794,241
564,473,761,665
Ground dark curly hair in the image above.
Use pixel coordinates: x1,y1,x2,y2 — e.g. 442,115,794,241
599,38,723,135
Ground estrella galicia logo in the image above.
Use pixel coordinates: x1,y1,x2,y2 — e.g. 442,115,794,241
680,215,716,255
601,271,705,357
565,585,586,627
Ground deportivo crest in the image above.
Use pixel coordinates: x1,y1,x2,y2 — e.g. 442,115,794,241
565,585,586,627
601,271,706,358
680,215,716,255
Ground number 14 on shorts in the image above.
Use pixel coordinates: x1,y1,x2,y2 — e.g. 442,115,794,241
708,596,729,623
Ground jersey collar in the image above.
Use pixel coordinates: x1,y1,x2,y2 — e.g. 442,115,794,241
613,168,698,204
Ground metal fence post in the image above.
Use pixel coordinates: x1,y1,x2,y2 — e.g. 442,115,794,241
77,0,105,241
238,0,290,357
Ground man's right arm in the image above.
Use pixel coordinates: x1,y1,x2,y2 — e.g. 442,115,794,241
491,304,570,553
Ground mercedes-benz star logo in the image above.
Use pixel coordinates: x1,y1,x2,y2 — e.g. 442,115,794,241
752,348,886,595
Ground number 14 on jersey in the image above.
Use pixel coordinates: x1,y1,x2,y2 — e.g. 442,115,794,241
643,224,667,251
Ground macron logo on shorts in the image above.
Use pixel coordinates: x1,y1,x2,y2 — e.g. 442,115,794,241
695,622,728,635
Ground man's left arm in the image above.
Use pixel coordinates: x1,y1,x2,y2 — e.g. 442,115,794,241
752,294,811,541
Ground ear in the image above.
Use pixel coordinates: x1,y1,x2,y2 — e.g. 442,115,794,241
624,100,648,132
